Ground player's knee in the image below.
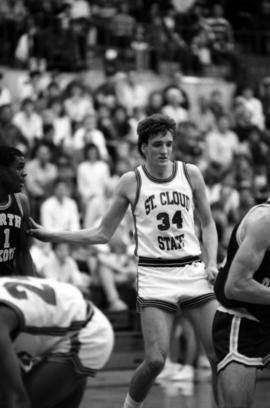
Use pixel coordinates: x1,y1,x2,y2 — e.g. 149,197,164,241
145,354,166,375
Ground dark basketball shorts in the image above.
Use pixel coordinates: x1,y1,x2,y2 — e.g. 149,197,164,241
213,309,270,373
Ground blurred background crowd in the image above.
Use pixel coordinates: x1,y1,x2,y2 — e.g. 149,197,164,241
1,0,270,326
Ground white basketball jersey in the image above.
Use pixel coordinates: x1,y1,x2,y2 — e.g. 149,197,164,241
132,161,201,260
0,276,93,366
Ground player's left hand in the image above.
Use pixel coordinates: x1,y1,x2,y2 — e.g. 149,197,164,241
206,265,219,285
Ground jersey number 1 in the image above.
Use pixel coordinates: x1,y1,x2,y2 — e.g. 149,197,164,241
3,228,10,248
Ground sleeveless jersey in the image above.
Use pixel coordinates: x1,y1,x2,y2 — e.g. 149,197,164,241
0,194,24,276
0,276,94,364
215,201,270,323
132,161,201,263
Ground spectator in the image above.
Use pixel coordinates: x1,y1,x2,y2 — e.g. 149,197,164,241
30,238,53,276
0,71,12,106
247,126,269,168
64,81,94,127
145,13,169,72
145,90,164,116
94,72,118,110
204,3,239,78
205,113,239,171
70,0,92,68
25,142,58,220
162,87,189,126
41,242,91,296
108,3,136,50
95,231,136,311
239,85,265,130
0,103,27,147
208,88,225,119
234,152,254,187
253,167,270,204
236,179,255,220
161,7,194,73
43,97,72,148
260,77,270,129
190,25,212,74
12,97,43,149
162,69,190,110
72,111,109,161
111,105,133,142
17,69,44,102
96,103,118,158
76,142,110,213
131,24,151,72
193,95,216,134
56,153,77,196
175,121,207,171
40,178,80,232
208,170,240,245
231,96,254,143
115,71,147,115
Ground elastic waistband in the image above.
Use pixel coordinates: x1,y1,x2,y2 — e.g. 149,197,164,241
138,255,201,268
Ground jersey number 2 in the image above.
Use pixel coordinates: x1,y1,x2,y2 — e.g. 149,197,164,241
4,281,57,305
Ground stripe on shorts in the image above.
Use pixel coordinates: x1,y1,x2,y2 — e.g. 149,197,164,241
181,293,216,310
137,296,177,313
138,255,201,268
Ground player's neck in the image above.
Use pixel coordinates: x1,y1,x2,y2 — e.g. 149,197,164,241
0,191,10,206
145,161,174,179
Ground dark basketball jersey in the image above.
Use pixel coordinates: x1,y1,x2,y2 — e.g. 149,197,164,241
215,202,270,323
0,194,23,276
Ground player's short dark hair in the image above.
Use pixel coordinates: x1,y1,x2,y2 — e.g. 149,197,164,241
137,114,176,158
0,145,24,167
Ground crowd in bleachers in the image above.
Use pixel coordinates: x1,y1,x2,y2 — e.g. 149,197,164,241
1,0,270,314
0,0,254,77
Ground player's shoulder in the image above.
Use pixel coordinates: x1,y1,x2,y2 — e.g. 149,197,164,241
14,192,31,217
184,162,205,191
117,171,137,188
115,171,138,202
244,204,270,238
247,204,270,225
185,162,201,176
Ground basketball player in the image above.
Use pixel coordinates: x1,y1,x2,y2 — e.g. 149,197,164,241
28,114,219,407
213,199,270,408
0,275,114,408
0,145,35,276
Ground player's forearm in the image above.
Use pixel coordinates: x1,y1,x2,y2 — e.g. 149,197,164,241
226,259,270,304
201,220,218,267
41,227,109,246
226,277,270,304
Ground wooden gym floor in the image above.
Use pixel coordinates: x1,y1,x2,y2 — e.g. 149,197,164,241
81,368,270,408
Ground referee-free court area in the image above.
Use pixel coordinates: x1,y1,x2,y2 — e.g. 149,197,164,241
82,368,270,408
79,308,270,408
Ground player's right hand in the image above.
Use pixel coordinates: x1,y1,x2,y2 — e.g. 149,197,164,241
27,217,51,242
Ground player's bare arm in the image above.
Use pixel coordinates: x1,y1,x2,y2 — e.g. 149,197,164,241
28,172,137,245
225,207,270,304
15,193,36,276
0,306,30,408
186,163,218,282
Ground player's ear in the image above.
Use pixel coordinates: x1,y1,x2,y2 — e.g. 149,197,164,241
141,143,147,157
